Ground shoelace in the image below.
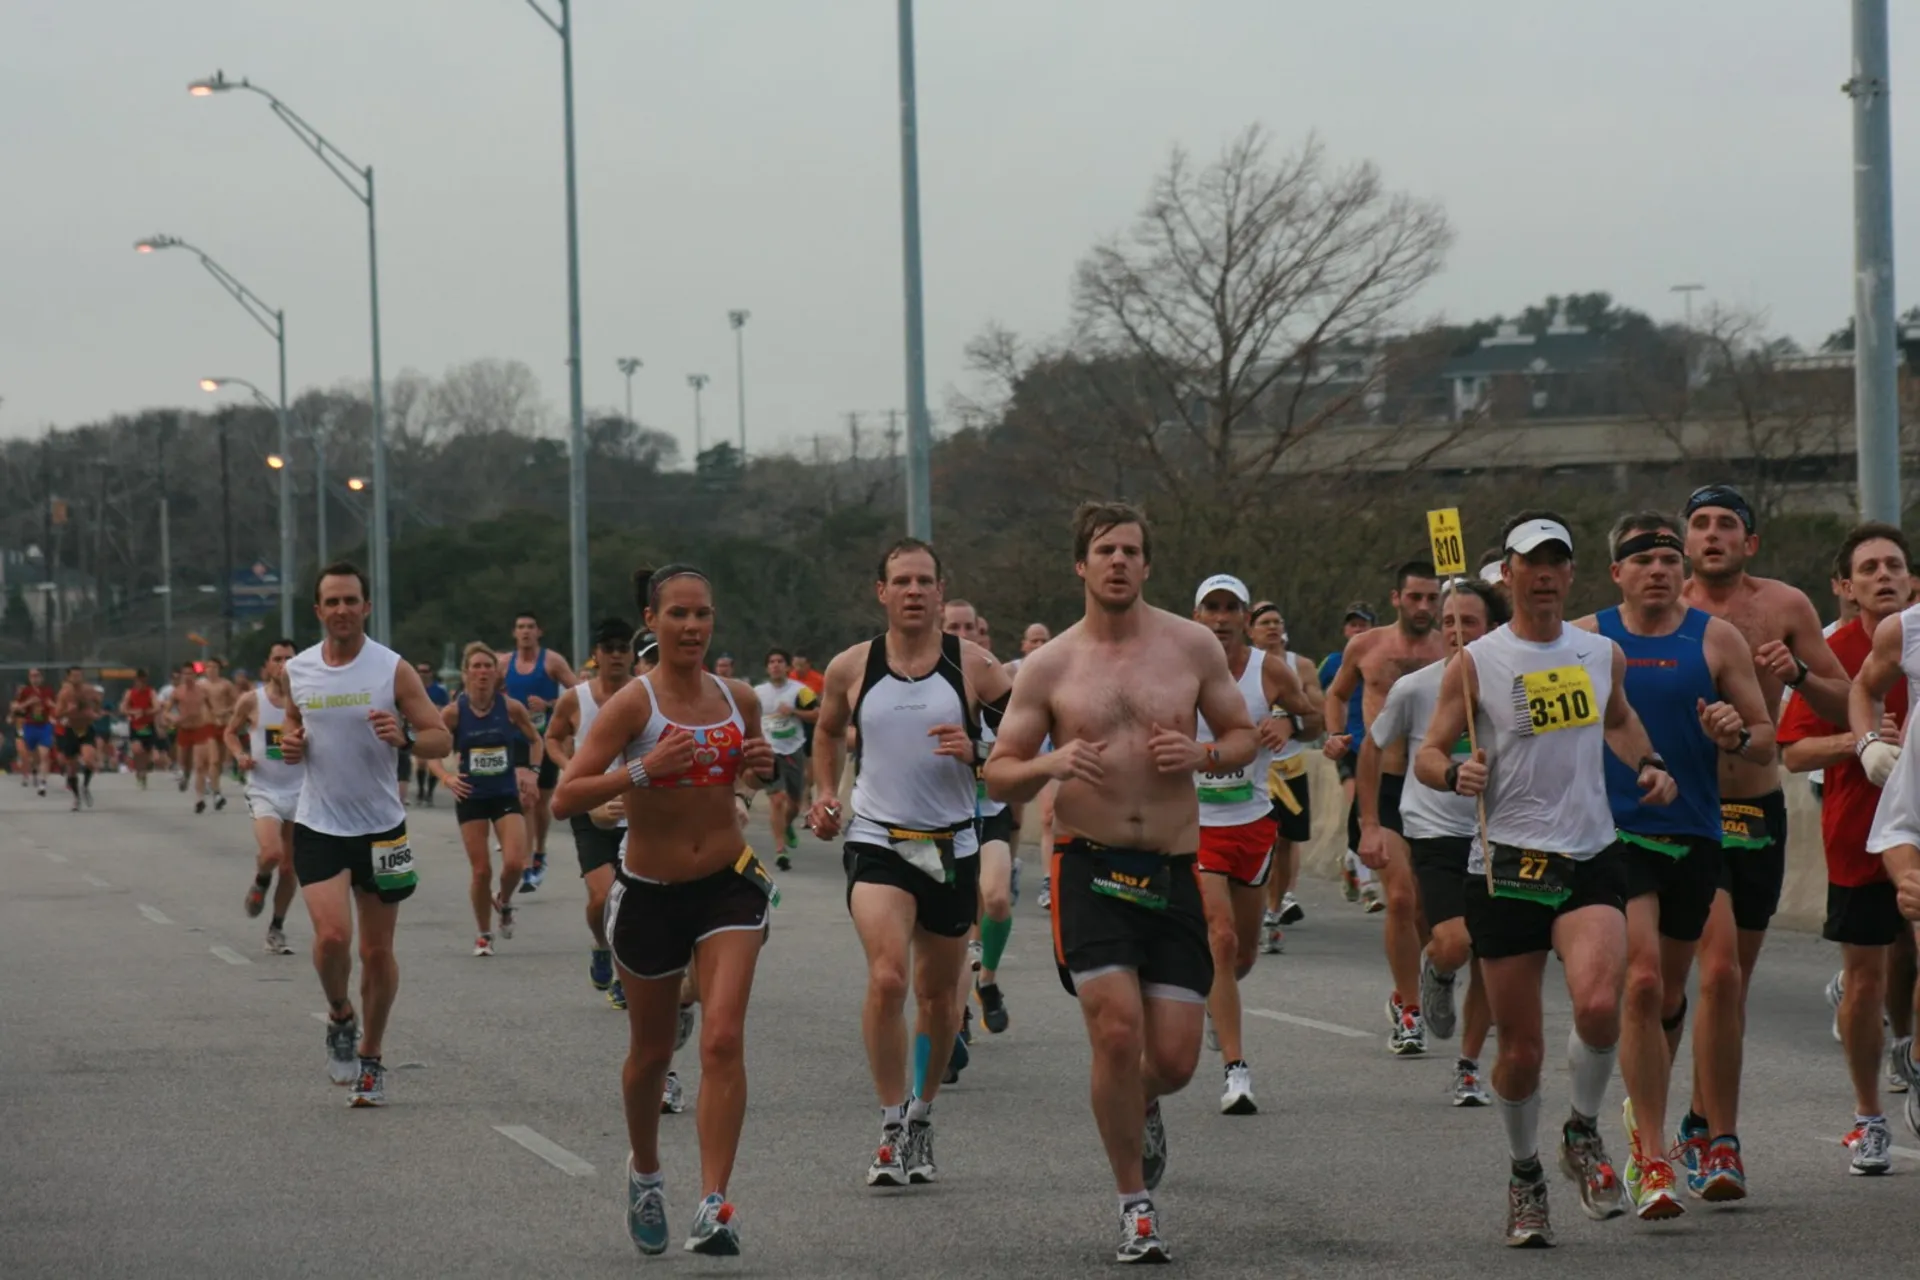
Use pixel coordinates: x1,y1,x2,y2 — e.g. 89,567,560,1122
1638,1160,1675,1194
1511,1181,1549,1230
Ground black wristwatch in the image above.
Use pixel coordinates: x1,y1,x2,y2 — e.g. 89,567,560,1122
1721,727,1751,758
1636,753,1668,774
1786,655,1810,688
1444,761,1462,793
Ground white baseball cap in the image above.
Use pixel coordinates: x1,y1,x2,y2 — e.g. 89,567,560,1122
1479,560,1504,585
1505,518,1574,557
1194,573,1251,608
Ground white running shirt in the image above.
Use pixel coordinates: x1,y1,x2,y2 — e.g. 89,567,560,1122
754,678,809,757
1868,606,1920,856
1196,651,1273,828
247,684,305,803
1367,658,1477,841
287,637,407,837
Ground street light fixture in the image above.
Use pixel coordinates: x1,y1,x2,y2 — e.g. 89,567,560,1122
728,310,750,463
134,232,292,637
518,0,591,662
687,374,710,458
266,454,286,470
188,69,392,642
617,356,642,424
347,477,367,492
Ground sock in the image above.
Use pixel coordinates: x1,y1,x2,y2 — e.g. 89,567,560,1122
1118,1191,1151,1213
269,915,285,930
1567,1028,1617,1120
1494,1088,1541,1165
907,1096,932,1124
980,913,1013,973
1661,994,1689,1033
912,1032,931,1098
1682,1108,1709,1135
1511,1155,1544,1182
1856,1113,1884,1127
629,1159,663,1186
881,1102,907,1129
1458,1056,1478,1072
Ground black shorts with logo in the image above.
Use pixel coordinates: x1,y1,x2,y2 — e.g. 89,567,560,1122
843,842,982,938
1268,769,1311,844
571,813,624,876
1823,880,1909,948
1463,843,1627,961
1049,841,1212,1003
455,792,522,826
1619,832,1723,943
606,863,770,980
1718,791,1788,932
1345,772,1406,852
292,820,416,905
975,806,1017,848
56,728,96,757
1408,834,1473,928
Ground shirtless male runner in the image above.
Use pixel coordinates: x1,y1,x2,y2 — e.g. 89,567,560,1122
121,669,161,789
52,666,102,811
168,667,217,811
201,658,238,809
985,502,1257,1265
1338,560,1448,1051
1674,483,1850,1195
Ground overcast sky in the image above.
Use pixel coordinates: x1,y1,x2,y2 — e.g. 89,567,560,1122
2,1,1912,460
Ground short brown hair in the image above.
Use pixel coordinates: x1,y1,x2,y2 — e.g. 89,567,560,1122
1835,522,1911,580
313,560,370,603
1607,511,1676,561
461,640,498,668
876,538,942,583
1073,500,1152,564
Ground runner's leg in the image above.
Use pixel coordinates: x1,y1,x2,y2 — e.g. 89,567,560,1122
353,891,402,1060
691,927,764,1196
850,883,918,1108
301,872,357,1017
911,929,967,1103
621,973,683,1176
458,820,497,936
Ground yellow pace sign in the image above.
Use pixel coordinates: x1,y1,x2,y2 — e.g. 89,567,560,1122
1427,508,1467,576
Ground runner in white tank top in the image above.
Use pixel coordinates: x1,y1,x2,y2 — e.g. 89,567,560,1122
227,638,305,958
279,564,454,1109
1191,575,1319,1118
1414,513,1675,1248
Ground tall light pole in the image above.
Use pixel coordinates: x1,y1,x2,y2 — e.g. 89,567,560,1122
728,310,750,462
895,0,934,539
157,419,176,676
1669,283,1705,328
198,375,286,638
520,0,590,661
136,235,292,638
617,357,642,424
1847,0,1900,523
688,374,710,458
189,71,391,642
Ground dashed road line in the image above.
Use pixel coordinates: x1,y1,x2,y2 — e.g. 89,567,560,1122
493,1125,596,1177
1247,1007,1372,1039
42,850,68,864
138,904,173,925
81,873,111,888
210,945,252,966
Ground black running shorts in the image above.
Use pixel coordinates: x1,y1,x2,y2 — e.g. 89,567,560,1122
455,792,522,826
571,813,623,876
606,863,770,980
1050,840,1212,1004
1823,880,1907,948
1268,770,1311,844
1619,833,1722,944
843,842,982,938
1462,844,1626,961
975,807,1017,849
1718,791,1788,932
1408,834,1472,928
292,820,416,905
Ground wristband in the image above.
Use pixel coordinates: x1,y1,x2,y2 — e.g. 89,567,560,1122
1637,754,1668,774
626,756,651,788
1204,744,1220,772
1786,655,1810,688
1856,731,1883,758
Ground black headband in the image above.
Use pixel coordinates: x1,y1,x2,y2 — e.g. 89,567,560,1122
1614,531,1685,562
1683,485,1755,534
1249,602,1281,624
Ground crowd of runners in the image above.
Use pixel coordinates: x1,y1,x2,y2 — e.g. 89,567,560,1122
12,482,1920,1263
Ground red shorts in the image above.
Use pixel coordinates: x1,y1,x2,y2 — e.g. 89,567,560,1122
178,724,217,748
1197,817,1277,887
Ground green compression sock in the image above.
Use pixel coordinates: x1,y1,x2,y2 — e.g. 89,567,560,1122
979,913,1013,974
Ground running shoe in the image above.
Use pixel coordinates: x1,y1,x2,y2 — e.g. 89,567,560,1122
176,773,187,792
784,821,799,848
960,1003,974,1046
1697,1137,1747,1202
775,853,791,872
967,938,983,973
495,899,515,941
589,947,614,991
1340,857,1360,902
976,980,1009,1034
685,1193,740,1255
83,780,93,808
1220,1062,1257,1116
325,1014,359,1085
626,1169,669,1256
905,1118,937,1183
1889,1035,1915,1097
1847,1117,1893,1175
265,927,294,956
1386,992,1406,1031
1116,1201,1170,1264
1672,1113,1709,1193
349,1057,387,1107
1142,1099,1168,1191
1452,1060,1491,1107
607,979,627,1010
1558,1121,1626,1220
676,1002,697,1051
1621,1102,1685,1222
212,793,224,811
244,878,268,918
867,1125,908,1187
1260,914,1286,955
1361,882,1384,913
1826,970,1844,1043
1420,953,1457,1040
194,798,206,814
473,934,494,957
661,1070,685,1115
1505,1173,1554,1248
1036,878,1051,910
1279,891,1305,925
520,859,541,893
944,1028,969,1085
1390,1007,1427,1056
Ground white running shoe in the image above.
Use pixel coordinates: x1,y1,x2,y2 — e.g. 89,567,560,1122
1220,1062,1257,1115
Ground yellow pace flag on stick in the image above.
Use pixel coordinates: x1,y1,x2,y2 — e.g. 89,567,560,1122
1427,508,1467,576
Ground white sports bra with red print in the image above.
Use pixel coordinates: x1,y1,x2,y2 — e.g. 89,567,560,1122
621,672,746,788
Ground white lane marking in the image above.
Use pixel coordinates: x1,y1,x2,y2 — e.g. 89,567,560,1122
310,1012,329,1022
210,945,252,966
42,851,68,864
493,1125,596,1177
138,904,173,925
81,873,111,888
1821,1133,1920,1161
1247,1007,1372,1039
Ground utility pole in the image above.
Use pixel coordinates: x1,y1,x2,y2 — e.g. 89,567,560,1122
848,412,862,461
158,421,174,676
1847,0,1900,522
41,440,55,663
218,414,235,656
618,356,642,424
688,374,710,458
895,0,933,539
729,310,750,463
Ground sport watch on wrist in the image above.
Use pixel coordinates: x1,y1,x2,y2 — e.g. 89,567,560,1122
1722,727,1751,757
1636,753,1669,774
1786,655,1810,687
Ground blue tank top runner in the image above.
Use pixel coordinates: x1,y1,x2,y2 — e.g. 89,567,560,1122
457,693,520,800
503,647,561,706
1596,606,1721,841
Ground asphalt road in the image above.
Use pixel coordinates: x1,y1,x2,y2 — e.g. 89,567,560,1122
3,773,1916,1279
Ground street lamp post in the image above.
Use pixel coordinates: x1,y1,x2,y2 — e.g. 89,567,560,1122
136,235,292,639
728,311,750,462
895,0,933,540
519,0,590,662
617,357,642,425
189,70,391,642
687,374,710,458
156,418,176,676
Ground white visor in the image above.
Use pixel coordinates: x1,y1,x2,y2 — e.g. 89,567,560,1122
1505,518,1574,557
1479,561,1504,585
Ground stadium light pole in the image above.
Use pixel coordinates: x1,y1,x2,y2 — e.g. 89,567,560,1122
188,70,392,641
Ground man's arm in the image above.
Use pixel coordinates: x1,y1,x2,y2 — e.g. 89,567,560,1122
1321,633,1367,748
222,691,256,766
1779,591,1851,723
1263,651,1322,736
552,683,648,820
809,646,858,804
1602,643,1678,805
544,688,580,771
963,640,1012,709
1705,616,1777,766
393,662,453,759
546,650,580,690
1191,630,1257,771
982,648,1065,804
1848,610,1905,740
1415,655,1476,793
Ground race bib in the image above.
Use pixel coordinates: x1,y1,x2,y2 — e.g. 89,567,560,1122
371,834,418,894
1197,763,1256,806
1486,842,1573,908
1518,666,1599,735
1086,849,1172,911
886,825,957,885
733,846,781,908
1721,801,1770,851
770,721,801,742
469,745,509,776
264,725,284,762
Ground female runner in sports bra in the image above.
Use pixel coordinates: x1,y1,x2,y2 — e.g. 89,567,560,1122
431,643,543,956
555,565,776,1258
